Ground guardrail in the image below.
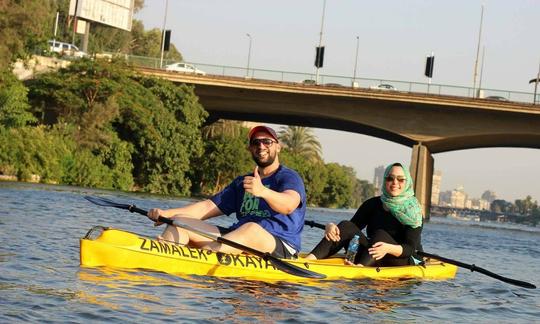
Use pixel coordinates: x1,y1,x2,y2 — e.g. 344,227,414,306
50,52,540,105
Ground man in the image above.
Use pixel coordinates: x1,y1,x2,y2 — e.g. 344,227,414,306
147,125,306,259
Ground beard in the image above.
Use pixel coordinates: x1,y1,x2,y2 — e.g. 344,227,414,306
251,149,277,168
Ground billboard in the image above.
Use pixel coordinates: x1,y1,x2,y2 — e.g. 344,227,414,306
69,0,135,31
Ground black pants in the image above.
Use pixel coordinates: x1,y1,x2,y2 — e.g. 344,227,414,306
309,221,412,266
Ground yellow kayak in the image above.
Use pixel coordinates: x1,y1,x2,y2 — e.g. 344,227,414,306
80,226,458,282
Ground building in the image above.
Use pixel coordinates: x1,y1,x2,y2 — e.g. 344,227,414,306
450,186,467,208
439,190,452,206
431,170,442,205
373,165,385,196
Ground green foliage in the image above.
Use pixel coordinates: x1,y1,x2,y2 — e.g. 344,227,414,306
0,69,36,127
490,199,514,213
0,0,55,68
320,163,354,208
0,124,134,189
190,128,252,195
26,59,206,194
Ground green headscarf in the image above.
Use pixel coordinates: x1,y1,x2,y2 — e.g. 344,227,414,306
380,163,423,228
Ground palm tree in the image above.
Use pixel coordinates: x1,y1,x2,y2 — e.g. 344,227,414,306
202,119,243,139
278,126,322,162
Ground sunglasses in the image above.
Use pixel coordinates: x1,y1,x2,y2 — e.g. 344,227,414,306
385,175,407,183
250,138,276,147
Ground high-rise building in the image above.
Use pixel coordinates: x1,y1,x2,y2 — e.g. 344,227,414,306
373,165,385,195
431,170,442,205
450,186,467,208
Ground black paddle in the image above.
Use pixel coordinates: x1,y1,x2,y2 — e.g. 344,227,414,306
84,196,326,279
303,219,536,289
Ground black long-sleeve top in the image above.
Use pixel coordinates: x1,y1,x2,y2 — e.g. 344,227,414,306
350,196,422,258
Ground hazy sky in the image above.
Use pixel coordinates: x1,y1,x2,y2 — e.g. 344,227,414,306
135,1,540,202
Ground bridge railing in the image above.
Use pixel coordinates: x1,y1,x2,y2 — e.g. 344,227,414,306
125,55,539,104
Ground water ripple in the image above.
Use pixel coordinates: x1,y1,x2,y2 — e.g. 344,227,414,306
1,182,539,323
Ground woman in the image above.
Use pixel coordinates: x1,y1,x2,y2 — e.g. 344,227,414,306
305,163,423,266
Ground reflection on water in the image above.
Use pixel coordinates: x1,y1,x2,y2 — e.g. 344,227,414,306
1,182,540,323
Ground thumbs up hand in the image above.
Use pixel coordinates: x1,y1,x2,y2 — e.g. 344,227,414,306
243,166,266,197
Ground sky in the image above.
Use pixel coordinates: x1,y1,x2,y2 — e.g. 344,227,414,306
135,0,540,203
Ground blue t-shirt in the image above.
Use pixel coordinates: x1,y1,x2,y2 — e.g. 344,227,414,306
210,165,306,252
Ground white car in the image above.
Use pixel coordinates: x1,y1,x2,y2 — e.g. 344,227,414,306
165,62,206,75
370,83,397,91
48,40,87,58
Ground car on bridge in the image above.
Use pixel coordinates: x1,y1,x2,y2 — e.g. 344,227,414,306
484,95,508,101
164,62,206,75
48,40,87,58
370,83,397,91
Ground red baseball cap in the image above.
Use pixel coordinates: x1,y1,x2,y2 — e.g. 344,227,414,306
248,125,279,142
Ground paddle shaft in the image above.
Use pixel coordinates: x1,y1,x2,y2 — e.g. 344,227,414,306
304,219,536,289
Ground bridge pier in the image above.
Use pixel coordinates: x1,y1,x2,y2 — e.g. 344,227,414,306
410,143,433,220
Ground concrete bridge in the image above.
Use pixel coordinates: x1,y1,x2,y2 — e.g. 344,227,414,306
137,67,540,217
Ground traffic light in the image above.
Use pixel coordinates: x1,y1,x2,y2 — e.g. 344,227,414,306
425,55,435,78
315,46,325,68
163,30,171,51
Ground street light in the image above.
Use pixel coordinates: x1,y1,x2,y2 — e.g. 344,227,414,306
246,33,252,78
352,35,359,87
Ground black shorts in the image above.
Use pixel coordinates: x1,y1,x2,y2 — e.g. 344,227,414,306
217,226,296,259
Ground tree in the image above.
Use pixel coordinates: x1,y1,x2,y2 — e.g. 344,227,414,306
0,69,36,128
202,119,244,139
190,127,252,195
278,126,322,162
27,59,207,195
514,195,536,215
0,0,55,68
491,199,513,213
320,163,354,208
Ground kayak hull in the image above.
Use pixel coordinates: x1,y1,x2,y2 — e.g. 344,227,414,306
80,226,458,281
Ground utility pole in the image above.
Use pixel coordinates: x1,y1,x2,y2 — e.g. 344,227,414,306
53,12,59,49
246,33,252,78
352,36,359,87
315,0,326,85
478,46,486,98
71,0,79,45
160,0,169,69
472,5,484,98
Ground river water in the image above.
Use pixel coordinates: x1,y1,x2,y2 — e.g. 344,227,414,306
1,182,539,323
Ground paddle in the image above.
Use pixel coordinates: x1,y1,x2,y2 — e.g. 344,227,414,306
303,219,536,289
84,196,326,279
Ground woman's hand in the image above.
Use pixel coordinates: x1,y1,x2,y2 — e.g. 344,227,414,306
368,242,391,260
368,242,402,260
324,223,340,242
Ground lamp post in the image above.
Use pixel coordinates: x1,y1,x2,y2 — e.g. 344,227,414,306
472,4,484,98
159,0,169,69
352,35,359,87
246,33,252,78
